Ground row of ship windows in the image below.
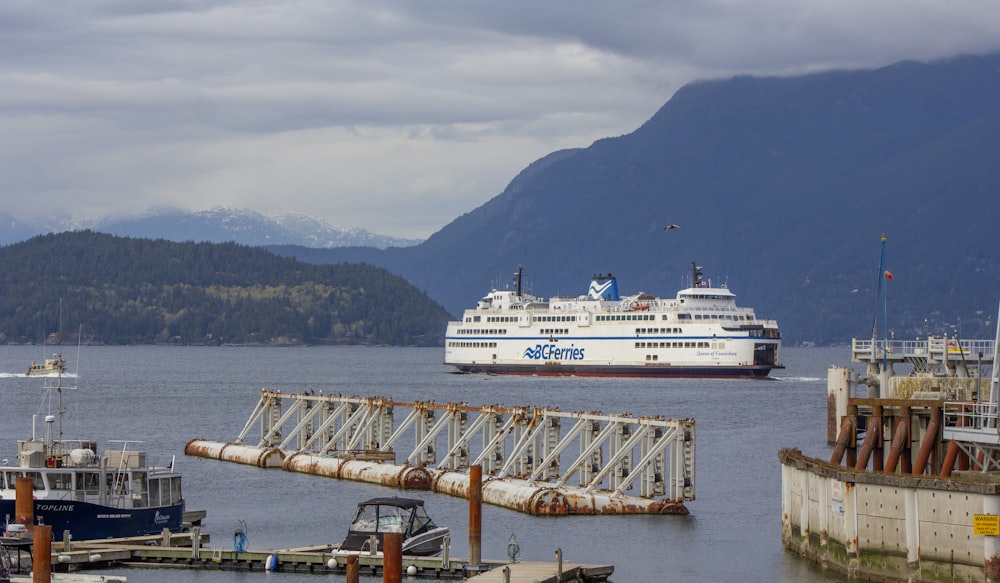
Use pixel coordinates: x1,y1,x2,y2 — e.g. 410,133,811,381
455,329,509,335
486,316,520,323
636,328,683,334
596,314,657,321
467,314,754,325
636,341,711,349
448,341,499,348
541,328,569,335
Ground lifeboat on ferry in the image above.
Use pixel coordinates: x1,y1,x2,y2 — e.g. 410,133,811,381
630,304,650,311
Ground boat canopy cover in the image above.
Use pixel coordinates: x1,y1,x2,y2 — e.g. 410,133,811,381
357,497,425,509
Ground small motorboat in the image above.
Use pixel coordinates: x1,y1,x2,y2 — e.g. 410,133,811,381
338,497,450,556
26,354,66,377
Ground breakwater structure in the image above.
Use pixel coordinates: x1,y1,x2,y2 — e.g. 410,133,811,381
186,391,695,515
781,333,1000,581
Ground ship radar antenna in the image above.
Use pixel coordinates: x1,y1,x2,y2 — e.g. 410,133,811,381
691,262,703,286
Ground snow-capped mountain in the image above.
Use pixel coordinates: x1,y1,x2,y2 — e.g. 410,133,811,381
0,208,422,249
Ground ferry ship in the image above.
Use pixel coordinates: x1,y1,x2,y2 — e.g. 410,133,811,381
444,263,782,378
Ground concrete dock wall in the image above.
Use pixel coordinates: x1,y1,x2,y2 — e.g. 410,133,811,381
780,449,1000,582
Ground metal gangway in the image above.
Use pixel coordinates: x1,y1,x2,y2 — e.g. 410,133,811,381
942,304,1000,470
191,390,696,514
853,335,995,377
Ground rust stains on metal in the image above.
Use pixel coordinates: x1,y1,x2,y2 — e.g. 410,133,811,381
985,553,1000,582
194,392,697,516
185,439,283,468
398,465,433,490
843,482,858,556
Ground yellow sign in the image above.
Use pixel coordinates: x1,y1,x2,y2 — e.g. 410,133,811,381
974,514,999,536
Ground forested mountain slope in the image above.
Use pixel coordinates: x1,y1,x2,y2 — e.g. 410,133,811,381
0,231,449,346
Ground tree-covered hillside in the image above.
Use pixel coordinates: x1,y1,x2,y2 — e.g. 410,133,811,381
0,231,450,346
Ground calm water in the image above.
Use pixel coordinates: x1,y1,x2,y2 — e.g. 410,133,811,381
0,345,857,582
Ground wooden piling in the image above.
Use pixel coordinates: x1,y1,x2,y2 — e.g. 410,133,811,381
346,554,360,583
33,525,52,583
469,464,482,568
15,477,33,536
383,532,402,583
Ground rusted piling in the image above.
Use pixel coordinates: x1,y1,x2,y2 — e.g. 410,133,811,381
346,554,359,583
383,532,402,583
33,525,52,583
469,465,482,568
15,477,33,535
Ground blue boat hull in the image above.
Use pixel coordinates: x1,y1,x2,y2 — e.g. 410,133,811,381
0,500,185,541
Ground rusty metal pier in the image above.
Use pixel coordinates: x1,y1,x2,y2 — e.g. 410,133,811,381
186,391,695,515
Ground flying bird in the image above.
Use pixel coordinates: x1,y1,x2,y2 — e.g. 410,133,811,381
663,224,680,231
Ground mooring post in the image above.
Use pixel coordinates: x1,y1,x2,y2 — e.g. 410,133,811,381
383,531,402,583
32,525,52,583
15,477,33,537
346,554,359,583
440,534,450,569
555,547,563,582
469,464,482,568
191,525,201,560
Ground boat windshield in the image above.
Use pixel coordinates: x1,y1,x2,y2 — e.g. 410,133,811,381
351,504,411,533
410,505,436,534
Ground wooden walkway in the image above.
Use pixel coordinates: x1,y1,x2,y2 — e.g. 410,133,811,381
466,561,614,582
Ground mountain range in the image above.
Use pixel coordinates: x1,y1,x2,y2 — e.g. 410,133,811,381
0,208,421,250
5,53,999,346
269,53,1000,346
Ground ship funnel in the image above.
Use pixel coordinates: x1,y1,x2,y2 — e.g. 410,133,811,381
589,274,619,301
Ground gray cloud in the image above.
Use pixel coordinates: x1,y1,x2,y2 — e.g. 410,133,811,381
2,1,999,237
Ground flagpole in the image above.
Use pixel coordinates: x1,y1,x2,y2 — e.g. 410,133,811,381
882,235,888,376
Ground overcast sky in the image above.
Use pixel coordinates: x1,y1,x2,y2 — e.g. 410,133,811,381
3,1,999,238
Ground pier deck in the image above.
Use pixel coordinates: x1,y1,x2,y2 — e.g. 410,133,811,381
14,533,612,582
465,561,614,582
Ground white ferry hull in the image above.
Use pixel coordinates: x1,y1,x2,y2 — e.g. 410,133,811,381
445,265,782,379
445,334,780,378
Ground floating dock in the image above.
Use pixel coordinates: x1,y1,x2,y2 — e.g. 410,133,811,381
186,391,695,515
3,530,611,582
782,334,1000,581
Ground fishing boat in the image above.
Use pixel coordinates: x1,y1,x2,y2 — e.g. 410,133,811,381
338,497,450,556
444,263,783,378
25,354,66,377
0,375,185,541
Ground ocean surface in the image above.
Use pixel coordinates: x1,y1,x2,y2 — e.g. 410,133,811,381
0,345,856,582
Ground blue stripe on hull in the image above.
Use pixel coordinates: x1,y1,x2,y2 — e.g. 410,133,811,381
0,500,185,541
452,364,779,378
